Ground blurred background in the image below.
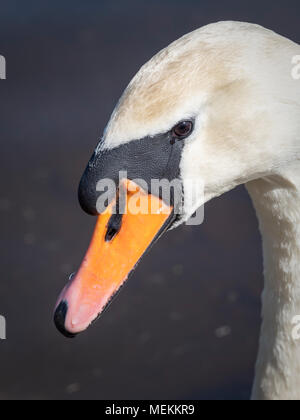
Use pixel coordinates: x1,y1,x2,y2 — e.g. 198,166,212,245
0,0,299,400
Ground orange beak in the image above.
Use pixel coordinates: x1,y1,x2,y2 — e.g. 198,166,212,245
54,180,173,337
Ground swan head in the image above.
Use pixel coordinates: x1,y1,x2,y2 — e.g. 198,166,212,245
55,21,300,337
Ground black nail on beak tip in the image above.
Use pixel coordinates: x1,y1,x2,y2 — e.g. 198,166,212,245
54,301,77,339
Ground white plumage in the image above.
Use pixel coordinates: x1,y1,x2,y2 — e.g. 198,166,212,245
100,21,300,399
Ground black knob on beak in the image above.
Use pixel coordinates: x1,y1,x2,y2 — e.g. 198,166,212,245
78,163,100,215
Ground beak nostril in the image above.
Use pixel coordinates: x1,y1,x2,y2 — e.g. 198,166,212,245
54,301,77,339
105,226,118,242
105,189,125,242
105,213,123,242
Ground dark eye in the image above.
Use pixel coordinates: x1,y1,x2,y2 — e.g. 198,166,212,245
172,120,194,140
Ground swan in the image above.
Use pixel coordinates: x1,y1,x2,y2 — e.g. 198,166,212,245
54,21,300,400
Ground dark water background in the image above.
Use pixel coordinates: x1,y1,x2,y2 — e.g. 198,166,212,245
0,0,299,400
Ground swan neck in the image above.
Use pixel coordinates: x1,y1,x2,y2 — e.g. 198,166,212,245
247,165,300,400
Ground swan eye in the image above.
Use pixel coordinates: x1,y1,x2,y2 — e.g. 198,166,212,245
172,120,194,140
